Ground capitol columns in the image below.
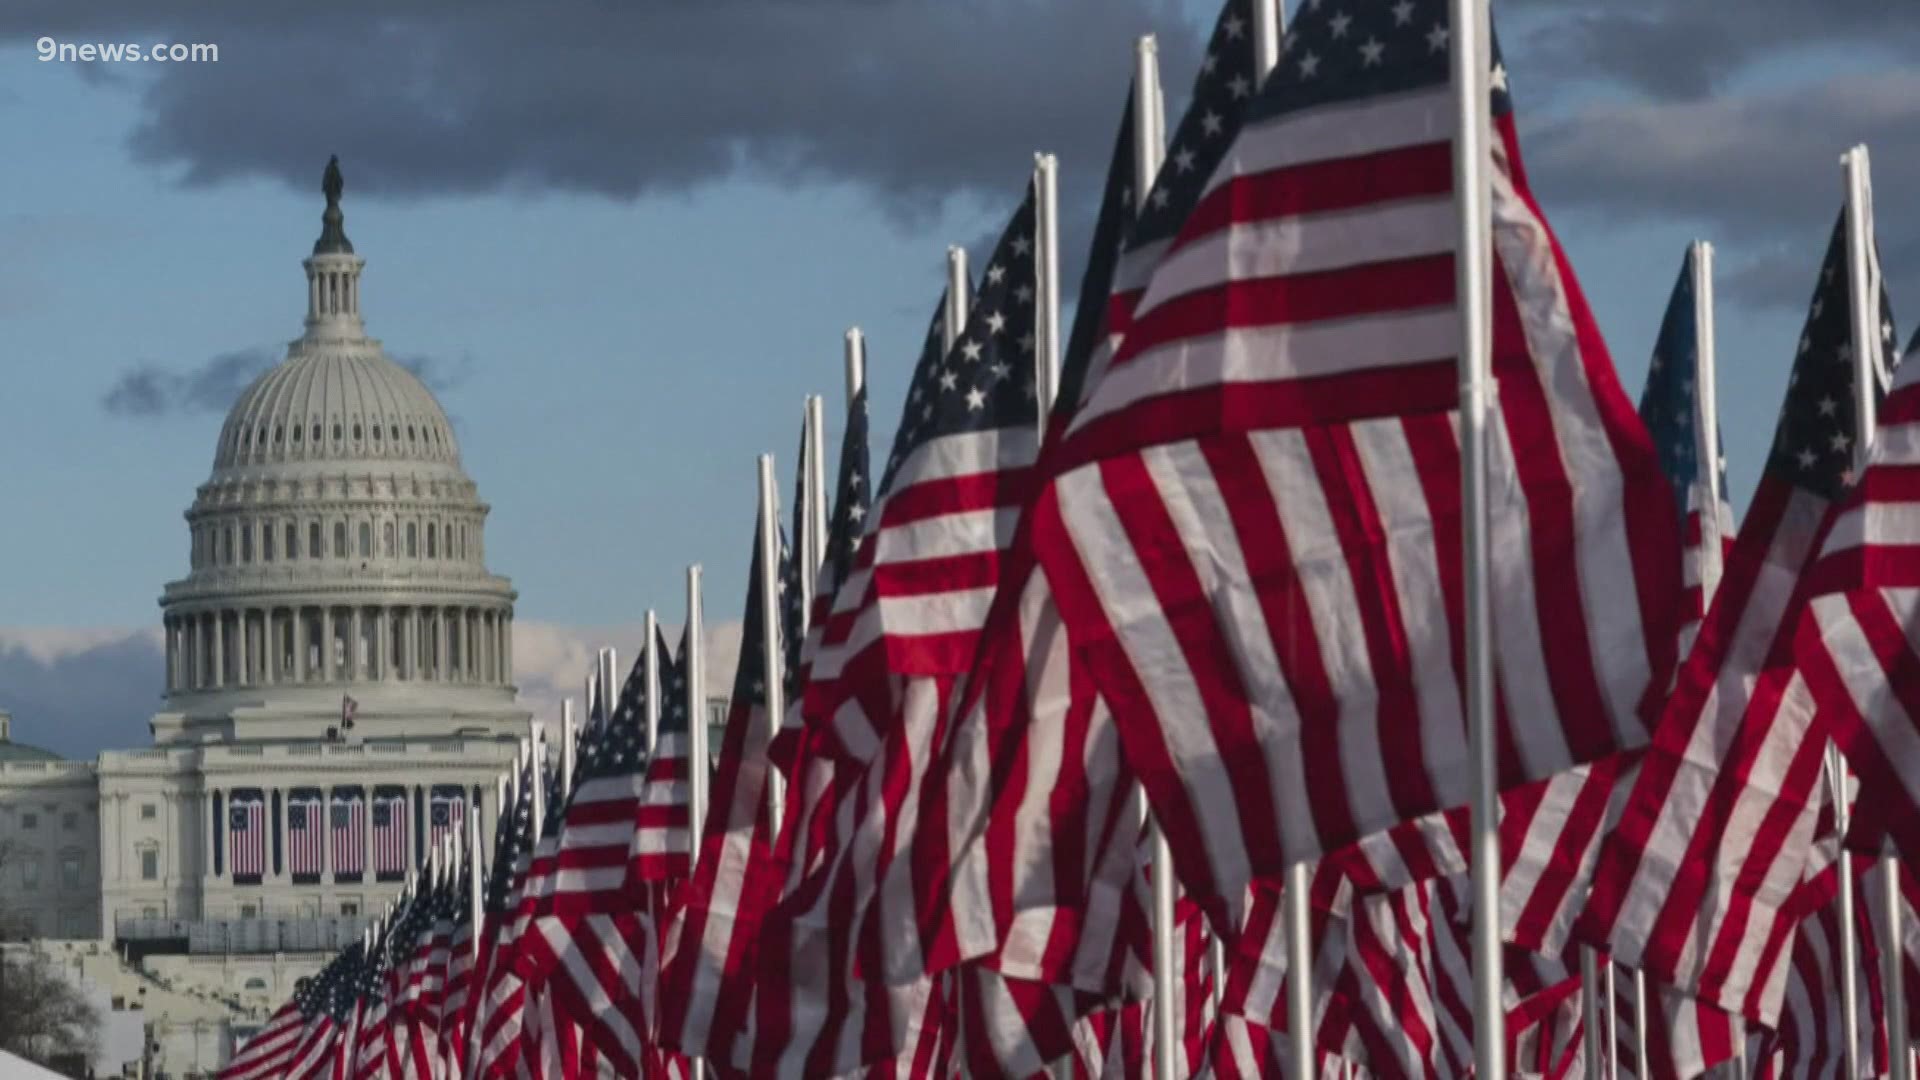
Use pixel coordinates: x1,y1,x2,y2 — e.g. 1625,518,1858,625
320,606,335,681
211,611,225,689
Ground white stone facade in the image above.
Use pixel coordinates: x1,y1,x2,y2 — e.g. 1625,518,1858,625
0,160,537,1076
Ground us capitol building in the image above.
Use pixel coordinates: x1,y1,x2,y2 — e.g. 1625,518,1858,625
0,160,529,1075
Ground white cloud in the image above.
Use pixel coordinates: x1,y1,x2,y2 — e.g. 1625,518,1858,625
0,622,738,760
509,619,741,728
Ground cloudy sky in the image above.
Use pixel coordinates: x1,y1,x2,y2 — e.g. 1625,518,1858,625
1,0,1915,758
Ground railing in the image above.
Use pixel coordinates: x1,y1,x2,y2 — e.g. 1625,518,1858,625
115,915,373,954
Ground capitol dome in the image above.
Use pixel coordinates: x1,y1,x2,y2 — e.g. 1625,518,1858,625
154,158,525,745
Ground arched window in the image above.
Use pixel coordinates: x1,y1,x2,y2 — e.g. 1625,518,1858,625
352,423,363,441
262,525,275,562
244,977,268,992
372,424,382,443
358,522,372,558
286,523,299,560
332,422,343,442
312,423,322,443
241,525,253,564
292,424,302,445
310,522,323,560
224,527,235,565
427,525,437,559
459,525,467,560
274,424,284,445
406,523,418,558
333,522,347,558
383,522,396,558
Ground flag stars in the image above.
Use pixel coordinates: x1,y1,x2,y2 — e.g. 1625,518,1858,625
1392,0,1415,25
1019,331,1036,353
1223,13,1245,38
1010,235,1032,257
1298,51,1321,78
1173,146,1197,173
961,340,984,363
966,387,988,411
1359,37,1385,66
1491,64,1509,92
939,370,958,391
1200,110,1224,136
1014,284,1035,305
1831,432,1852,454
1818,397,1838,416
986,263,1006,285
1228,74,1252,99
1329,12,1352,38
985,310,1007,334
1427,24,1449,53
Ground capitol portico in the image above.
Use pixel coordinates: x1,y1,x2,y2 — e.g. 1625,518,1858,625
0,159,529,1075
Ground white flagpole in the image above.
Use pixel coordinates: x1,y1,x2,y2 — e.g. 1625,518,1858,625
683,569,709,1080
1128,32,1181,1080
1450,0,1502,1074
1690,241,1725,600
644,611,661,752
1604,961,1619,1080
528,720,547,838
945,247,970,355
471,784,489,963
598,647,618,728
758,455,788,829
1034,152,1061,433
845,326,866,406
686,566,709,855
561,697,578,796
1845,142,1906,1080
1253,0,1283,77
805,395,829,592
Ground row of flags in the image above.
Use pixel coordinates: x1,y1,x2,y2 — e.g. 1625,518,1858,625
229,0,1920,1075
225,788,465,883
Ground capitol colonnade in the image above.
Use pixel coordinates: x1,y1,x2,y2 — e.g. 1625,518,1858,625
163,604,513,691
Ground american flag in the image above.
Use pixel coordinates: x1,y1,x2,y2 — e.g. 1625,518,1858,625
353,912,401,1079
1029,0,1680,916
659,509,793,1064
634,629,693,883
1071,0,1259,418
229,790,267,882
372,789,408,879
515,646,664,1075
804,182,1042,767
287,789,325,881
1794,329,1920,867
754,180,1046,1074
1581,212,1896,1023
1639,245,1734,653
279,942,363,1080
437,848,477,1078
220,958,338,1080
429,788,466,854
331,789,367,881
467,758,535,1077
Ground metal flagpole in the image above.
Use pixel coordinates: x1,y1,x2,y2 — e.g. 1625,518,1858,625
1128,32,1182,1080
758,456,788,828
683,571,708,1080
598,647,618,728
1633,970,1649,1080
1580,949,1602,1080
945,247,970,355
1604,961,1619,1080
845,327,867,406
1885,860,1910,1080
1034,152,1061,433
1450,0,1502,1074
1845,142,1906,1080
1253,0,1283,76
644,611,660,752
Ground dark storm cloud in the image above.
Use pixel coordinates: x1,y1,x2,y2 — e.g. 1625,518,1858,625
101,346,276,417
102,346,474,417
8,0,1196,226
0,632,164,760
1522,70,1920,310
1503,0,1920,101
